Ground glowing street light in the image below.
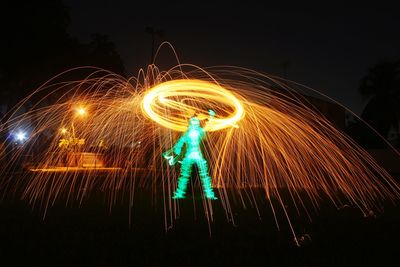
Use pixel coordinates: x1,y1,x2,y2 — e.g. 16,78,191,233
71,105,88,139
14,131,28,143
76,106,87,117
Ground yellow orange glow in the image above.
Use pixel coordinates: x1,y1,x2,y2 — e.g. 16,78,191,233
76,106,87,117
141,79,245,132
29,167,122,172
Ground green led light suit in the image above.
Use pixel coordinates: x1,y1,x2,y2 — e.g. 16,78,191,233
163,114,217,200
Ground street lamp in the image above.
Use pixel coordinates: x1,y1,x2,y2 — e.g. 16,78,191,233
71,105,87,139
145,26,164,63
69,105,88,167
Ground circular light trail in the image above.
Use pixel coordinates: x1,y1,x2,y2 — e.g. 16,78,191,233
141,79,245,132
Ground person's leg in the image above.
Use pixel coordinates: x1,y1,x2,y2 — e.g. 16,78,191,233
172,158,193,199
197,157,217,199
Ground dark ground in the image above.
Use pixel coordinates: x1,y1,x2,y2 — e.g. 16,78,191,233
1,178,400,266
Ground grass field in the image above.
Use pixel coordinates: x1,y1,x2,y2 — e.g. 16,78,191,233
1,173,400,266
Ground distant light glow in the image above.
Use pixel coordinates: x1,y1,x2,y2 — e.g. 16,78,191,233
76,106,87,117
14,131,27,142
30,167,122,172
60,127,68,134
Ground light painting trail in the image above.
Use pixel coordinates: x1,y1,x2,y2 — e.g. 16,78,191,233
0,64,400,246
141,79,244,132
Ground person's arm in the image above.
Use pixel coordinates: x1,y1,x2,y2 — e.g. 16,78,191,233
208,109,216,118
173,134,186,155
162,133,186,166
204,109,216,130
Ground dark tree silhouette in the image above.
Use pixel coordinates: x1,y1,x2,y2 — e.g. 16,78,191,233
347,60,400,148
359,60,400,138
0,0,125,115
87,33,125,74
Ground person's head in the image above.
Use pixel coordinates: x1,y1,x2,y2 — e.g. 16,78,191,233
189,116,200,128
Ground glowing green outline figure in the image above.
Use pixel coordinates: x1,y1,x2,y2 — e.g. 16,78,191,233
163,110,217,200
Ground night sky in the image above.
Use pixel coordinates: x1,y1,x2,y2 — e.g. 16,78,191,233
64,2,400,114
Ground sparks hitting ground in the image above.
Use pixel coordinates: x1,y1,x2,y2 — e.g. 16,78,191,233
0,63,399,246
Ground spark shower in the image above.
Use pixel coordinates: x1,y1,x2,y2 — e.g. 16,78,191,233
1,54,399,246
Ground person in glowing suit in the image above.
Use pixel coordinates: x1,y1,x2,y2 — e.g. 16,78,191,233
163,110,217,200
